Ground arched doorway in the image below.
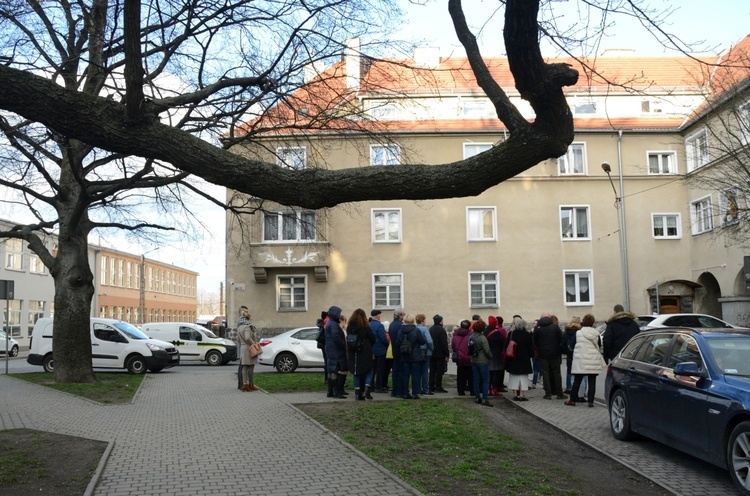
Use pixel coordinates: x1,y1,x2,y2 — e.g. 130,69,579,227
646,279,701,314
695,272,722,318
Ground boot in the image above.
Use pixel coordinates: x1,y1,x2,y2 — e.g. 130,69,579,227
241,384,250,392
364,386,373,400
327,381,334,398
355,388,364,400
334,374,347,399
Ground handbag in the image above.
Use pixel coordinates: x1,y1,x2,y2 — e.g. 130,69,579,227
249,342,263,358
505,331,516,361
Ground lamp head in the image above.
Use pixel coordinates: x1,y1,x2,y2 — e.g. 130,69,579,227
601,162,612,173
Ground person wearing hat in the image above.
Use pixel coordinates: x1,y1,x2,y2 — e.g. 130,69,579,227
370,309,390,393
428,314,449,393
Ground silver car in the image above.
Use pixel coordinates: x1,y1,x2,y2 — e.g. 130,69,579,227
639,313,745,331
256,327,323,373
0,330,19,357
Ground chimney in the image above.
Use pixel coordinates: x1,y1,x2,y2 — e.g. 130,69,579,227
345,37,360,89
303,61,325,83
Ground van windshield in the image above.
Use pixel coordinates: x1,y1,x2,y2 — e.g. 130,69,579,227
113,322,149,340
202,329,218,339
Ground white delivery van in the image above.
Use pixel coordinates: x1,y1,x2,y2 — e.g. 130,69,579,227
27,317,180,374
141,322,237,365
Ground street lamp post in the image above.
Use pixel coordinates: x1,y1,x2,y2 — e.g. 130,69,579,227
139,247,159,324
602,161,631,311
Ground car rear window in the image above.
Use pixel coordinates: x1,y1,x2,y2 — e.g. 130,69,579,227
634,334,673,366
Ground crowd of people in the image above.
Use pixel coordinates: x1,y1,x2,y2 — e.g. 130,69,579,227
232,303,642,408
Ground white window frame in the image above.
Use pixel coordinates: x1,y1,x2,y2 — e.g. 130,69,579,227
370,144,400,166
468,271,499,308
2,300,21,337
277,275,307,312
460,97,490,118
738,101,750,145
463,142,492,159
563,270,594,306
690,195,714,235
559,205,591,240
558,143,587,175
685,129,709,171
571,97,598,116
276,146,306,170
647,151,677,175
373,273,403,309
29,252,45,274
720,187,740,227
466,207,497,242
263,211,316,242
371,208,402,243
4,239,23,271
641,99,664,114
651,213,682,239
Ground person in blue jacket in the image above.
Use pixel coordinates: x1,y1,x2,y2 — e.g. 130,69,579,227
395,314,427,399
370,309,390,392
324,305,348,399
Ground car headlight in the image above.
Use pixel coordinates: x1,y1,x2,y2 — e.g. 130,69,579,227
147,342,165,351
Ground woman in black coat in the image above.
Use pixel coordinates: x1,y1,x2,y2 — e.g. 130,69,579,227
324,305,348,399
346,308,377,400
504,317,534,401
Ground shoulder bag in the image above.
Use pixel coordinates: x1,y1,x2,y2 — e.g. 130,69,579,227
505,331,516,361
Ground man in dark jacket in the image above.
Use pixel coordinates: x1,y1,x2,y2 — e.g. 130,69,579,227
388,308,405,398
370,310,390,392
428,314,449,393
395,314,427,399
603,304,641,363
532,312,567,400
324,305,348,399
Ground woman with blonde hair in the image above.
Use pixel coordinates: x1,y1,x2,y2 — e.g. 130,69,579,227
565,314,606,407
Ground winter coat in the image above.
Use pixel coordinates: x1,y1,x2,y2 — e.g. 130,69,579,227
237,323,258,366
533,317,563,358
561,323,581,360
450,326,473,367
388,319,403,361
571,326,606,375
346,322,376,376
371,319,388,357
485,325,505,371
396,324,426,362
504,328,534,375
417,323,434,358
429,324,450,359
324,306,347,373
603,311,641,362
470,332,492,365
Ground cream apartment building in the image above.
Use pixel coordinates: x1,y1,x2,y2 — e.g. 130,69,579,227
226,38,750,329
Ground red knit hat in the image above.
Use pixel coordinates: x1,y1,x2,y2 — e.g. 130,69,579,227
488,315,498,327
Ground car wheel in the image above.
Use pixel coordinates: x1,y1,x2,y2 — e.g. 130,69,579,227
206,350,223,366
126,355,147,374
42,354,54,373
9,345,18,357
275,352,298,373
728,421,750,495
609,389,634,441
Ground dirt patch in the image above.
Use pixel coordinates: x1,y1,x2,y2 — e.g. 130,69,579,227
298,398,672,496
0,429,108,496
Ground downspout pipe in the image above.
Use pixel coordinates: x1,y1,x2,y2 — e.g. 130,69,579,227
618,130,631,311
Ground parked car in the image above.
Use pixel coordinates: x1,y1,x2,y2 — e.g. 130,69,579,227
0,331,19,357
142,322,237,365
257,327,323,373
638,313,744,331
605,327,750,495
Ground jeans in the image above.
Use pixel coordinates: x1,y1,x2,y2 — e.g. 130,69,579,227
428,356,446,390
532,357,542,385
472,363,490,402
571,374,597,403
391,358,402,397
539,355,564,396
421,356,430,392
400,360,423,397
456,365,474,395
353,370,373,390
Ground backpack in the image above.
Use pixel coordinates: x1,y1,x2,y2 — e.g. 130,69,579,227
399,335,412,356
468,337,479,357
316,327,325,349
346,332,361,352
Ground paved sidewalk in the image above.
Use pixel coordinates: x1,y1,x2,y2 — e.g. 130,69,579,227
0,367,420,496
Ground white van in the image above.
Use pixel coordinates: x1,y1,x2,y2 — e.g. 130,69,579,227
141,322,237,365
27,317,180,374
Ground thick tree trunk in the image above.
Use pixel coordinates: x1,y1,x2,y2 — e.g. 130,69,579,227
51,224,96,383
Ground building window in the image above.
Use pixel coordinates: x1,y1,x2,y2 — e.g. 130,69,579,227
572,98,597,115
278,275,306,311
370,102,398,120
2,300,21,337
720,188,740,227
685,129,709,171
652,214,681,239
263,211,316,242
118,260,124,287
641,99,663,114
647,151,676,175
460,98,489,118
464,143,492,159
560,206,590,240
109,258,116,285
29,252,45,274
558,143,586,175
28,300,45,337
690,196,713,235
469,272,499,307
100,256,108,285
126,262,133,288
370,144,400,166
738,101,750,145
4,239,23,271
276,146,306,170
373,273,402,308
372,209,401,243
564,270,593,306
467,207,497,242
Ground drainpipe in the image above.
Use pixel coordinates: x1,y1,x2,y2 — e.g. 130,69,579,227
618,130,631,311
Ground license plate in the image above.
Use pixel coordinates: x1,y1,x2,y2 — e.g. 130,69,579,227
171,355,179,361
